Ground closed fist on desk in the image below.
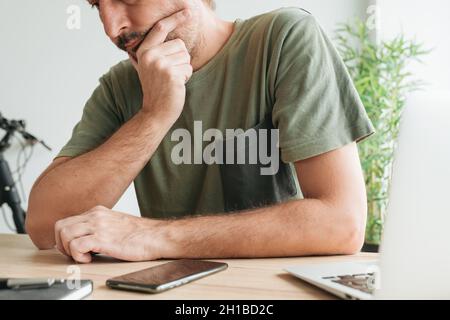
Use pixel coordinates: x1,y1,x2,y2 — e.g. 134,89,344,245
54,206,164,263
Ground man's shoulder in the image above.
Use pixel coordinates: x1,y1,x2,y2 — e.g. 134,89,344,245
101,59,137,84
245,7,317,34
95,60,141,115
256,7,312,23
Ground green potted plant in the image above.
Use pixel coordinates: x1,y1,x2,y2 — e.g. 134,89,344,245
335,19,429,252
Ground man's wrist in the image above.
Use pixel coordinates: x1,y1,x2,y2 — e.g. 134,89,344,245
142,217,179,260
139,103,180,130
137,108,174,132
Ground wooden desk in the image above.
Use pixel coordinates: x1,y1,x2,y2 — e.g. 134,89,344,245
0,234,377,300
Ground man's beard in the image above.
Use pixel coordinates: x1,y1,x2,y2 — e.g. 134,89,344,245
115,24,199,61
117,29,151,53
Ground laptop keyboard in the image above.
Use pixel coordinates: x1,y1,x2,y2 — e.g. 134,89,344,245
322,273,376,294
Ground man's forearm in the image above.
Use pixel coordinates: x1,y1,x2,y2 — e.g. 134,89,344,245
156,198,365,259
27,110,173,248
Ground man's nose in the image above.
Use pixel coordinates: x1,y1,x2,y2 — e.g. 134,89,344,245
99,0,129,40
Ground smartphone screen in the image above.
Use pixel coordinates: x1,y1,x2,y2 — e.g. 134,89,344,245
106,259,228,293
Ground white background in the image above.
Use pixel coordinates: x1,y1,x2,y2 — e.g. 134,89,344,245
0,0,448,233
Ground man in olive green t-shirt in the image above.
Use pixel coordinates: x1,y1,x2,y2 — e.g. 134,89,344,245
27,0,374,263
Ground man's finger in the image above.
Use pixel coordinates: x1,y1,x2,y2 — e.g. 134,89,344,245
136,9,191,58
59,223,92,257
173,64,194,84
55,215,89,256
151,39,188,57
130,39,188,71
69,235,98,264
166,51,191,66
54,206,100,255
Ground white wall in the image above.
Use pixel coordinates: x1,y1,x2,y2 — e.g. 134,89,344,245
0,0,368,233
378,0,450,98
376,0,450,175
0,0,130,233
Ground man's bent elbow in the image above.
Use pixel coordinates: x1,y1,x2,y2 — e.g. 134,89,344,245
26,206,56,250
337,210,367,255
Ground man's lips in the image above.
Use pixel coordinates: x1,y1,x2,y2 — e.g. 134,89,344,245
122,28,154,62
125,38,143,52
125,39,143,62
124,28,153,52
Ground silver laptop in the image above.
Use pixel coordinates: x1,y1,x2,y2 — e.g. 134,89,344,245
285,94,450,300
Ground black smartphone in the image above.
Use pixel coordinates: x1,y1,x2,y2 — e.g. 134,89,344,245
106,259,228,294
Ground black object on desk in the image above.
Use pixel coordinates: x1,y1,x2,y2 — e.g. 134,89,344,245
0,278,93,300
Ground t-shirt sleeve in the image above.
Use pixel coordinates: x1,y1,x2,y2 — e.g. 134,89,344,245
272,13,375,163
56,73,123,158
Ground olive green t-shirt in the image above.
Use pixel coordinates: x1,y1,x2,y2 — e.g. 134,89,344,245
57,8,375,218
